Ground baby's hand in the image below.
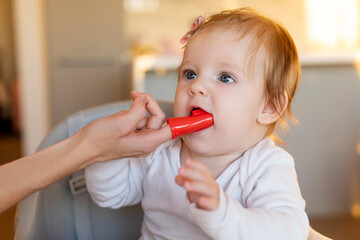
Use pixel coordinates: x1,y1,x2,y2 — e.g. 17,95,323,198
175,158,219,211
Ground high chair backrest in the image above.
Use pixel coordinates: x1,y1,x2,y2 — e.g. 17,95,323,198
14,100,174,240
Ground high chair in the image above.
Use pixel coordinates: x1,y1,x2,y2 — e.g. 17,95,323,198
14,100,331,240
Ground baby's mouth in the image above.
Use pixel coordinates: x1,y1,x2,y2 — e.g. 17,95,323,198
189,107,214,124
189,106,210,116
168,108,214,138
191,107,201,115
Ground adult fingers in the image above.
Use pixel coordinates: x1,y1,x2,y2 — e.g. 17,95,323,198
136,118,147,130
123,124,172,156
138,124,172,147
120,97,147,133
131,92,166,129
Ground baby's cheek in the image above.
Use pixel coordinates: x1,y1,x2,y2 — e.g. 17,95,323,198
173,103,184,117
220,121,246,140
216,114,238,131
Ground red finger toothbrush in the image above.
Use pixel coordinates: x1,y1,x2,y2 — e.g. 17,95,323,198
167,109,214,139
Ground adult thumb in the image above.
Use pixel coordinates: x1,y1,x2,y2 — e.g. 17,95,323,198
123,98,147,129
135,124,172,151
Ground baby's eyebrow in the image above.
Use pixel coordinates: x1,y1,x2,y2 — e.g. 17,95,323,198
179,60,194,69
218,61,246,77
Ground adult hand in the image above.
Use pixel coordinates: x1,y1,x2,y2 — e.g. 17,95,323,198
76,92,172,164
175,158,220,211
0,92,172,213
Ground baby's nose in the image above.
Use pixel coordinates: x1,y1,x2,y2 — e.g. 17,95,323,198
189,80,208,96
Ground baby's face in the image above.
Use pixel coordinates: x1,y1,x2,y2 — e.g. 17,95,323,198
174,28,267,156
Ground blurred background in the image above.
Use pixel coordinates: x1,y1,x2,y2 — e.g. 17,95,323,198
0,0,359,239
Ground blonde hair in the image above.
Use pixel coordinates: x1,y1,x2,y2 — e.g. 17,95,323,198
187,7,300,144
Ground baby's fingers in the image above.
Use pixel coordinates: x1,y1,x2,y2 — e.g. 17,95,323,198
175,175,186,187
187,191,219,211
184,158,211,176
195,196,219,211
184,181,219,200
178,166,208,182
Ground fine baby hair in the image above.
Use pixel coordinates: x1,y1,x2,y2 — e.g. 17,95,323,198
181,7,300,143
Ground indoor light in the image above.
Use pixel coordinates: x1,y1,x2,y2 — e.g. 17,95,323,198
305,0,359,49
123,0,159,13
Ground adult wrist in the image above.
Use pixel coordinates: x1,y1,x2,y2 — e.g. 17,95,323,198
69,131,101,169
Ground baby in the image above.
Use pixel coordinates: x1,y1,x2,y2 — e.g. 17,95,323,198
86,7,309,239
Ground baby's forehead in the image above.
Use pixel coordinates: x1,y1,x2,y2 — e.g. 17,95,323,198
194,26,266,56
197,27,266,68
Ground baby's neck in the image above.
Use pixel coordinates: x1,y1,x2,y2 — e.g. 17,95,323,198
180,141,244,179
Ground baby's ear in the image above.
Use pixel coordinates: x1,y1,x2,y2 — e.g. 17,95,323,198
257,91,288,125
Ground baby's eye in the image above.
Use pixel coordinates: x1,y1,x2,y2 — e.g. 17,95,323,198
219,73,235,83
185,70,197,80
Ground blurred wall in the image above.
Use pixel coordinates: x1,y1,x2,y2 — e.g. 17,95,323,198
122,0,308,52
0,0,16,87
284,63,360,217
46,0,130,126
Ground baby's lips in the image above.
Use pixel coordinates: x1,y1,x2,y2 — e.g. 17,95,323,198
167,109,214,139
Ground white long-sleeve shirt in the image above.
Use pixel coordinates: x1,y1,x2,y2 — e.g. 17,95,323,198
85,137,309,239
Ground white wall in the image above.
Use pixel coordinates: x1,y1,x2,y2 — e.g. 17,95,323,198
45,0,129,126
123,0,308,53
284,63,360,217
123,0,360,53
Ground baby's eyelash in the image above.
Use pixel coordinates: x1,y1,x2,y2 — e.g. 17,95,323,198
179,68,196,79
180,68,191,76
219,72,237,83
221,71,234,77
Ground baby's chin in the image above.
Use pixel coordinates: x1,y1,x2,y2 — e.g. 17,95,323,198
181,137,217,156
182,135,246,157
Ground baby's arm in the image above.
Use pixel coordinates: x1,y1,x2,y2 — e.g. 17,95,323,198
86,157,147,208
176,156,309,240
